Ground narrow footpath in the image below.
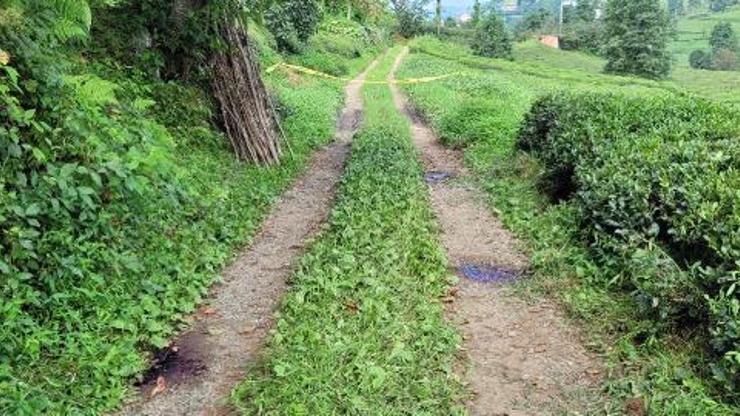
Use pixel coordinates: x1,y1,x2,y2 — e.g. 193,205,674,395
119,57,379,416
389,47,602,416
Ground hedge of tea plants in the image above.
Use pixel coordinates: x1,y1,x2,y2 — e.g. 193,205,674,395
517,91,740,393
398,38,740,411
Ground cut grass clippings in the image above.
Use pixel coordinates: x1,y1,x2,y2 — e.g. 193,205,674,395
230,47,464,415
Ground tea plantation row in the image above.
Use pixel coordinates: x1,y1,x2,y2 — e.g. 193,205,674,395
518,92,740,394
398,37,740,413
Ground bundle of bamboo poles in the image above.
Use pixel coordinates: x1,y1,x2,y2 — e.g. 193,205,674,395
211,21,282,165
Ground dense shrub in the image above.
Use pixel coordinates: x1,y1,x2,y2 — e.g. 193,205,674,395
559,0,603,54
712,48,739,70
291,48,350,76
688,22,739,71
513,8,554,41
517,91,740,394
690,48,713,69
471,12,512,59
390,0,429,38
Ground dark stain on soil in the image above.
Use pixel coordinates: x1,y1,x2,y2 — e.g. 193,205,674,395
135,331,208,394
424,171,454,184
336,109,363,133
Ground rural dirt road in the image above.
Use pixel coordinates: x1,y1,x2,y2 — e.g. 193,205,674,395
119,57,380,416
389,46,603,416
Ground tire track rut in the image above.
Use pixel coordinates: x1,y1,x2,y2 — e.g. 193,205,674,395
118,56,380,416
389,47,602,416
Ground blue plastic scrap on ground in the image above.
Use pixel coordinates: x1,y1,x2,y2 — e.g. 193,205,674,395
424,171,454,184
459,264,521,283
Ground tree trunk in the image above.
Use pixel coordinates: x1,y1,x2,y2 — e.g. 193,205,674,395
436,0,442,35
211,21,283,165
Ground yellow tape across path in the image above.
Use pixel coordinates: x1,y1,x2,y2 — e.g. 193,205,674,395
265,62,459,85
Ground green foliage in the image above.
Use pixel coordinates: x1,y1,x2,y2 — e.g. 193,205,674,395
266,0,321,52
0,1,383,411
559,0,603,54
711,0,740,12
712,47,740,68
690,48,714,68
398,36,740,413
287,17,387,76
711,21,739,52
603,0,672,79
513,8,554,41
681,18,739,71
390,0,429,37
231,48,463,415
471,0,481,26
471,12,512,59
517,91,740,395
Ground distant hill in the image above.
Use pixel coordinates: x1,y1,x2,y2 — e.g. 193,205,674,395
673,5,740,68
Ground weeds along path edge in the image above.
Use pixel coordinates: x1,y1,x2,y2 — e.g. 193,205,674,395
117,56,381,416
389,47,604,415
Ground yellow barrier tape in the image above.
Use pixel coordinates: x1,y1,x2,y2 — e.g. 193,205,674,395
265,62,459,85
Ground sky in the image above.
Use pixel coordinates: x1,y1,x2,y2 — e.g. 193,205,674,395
430,1,479,18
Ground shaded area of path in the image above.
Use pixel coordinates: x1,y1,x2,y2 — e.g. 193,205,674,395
119,57,380,416
389,47,602,416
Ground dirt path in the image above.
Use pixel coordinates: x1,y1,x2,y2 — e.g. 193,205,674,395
389,47,602,416
119,57,379,416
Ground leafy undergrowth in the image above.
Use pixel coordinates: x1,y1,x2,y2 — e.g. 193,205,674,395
231,47,464,415
398,38,740,414
0,24,380,415
287,17,389,77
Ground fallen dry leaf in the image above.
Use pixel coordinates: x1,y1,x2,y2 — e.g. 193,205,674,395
624,397,646,416
344,300,358,314
150,376,166,398
201,307,217,316
0,50,9,66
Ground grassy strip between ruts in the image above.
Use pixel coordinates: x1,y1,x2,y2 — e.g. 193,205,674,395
398,39,739,415
230,46,464,415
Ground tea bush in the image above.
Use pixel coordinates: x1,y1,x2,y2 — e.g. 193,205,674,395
517,91,740,393
398,37,740,412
